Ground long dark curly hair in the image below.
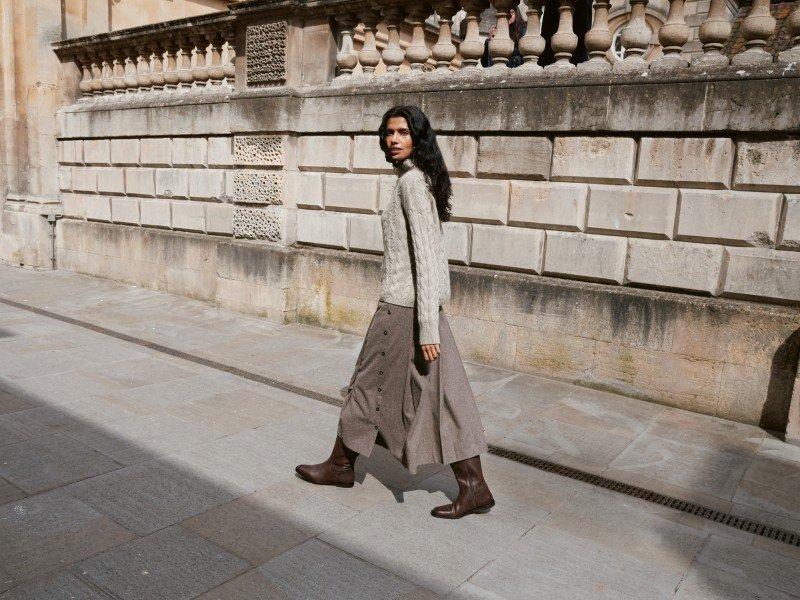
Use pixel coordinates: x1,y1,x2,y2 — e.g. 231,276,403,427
378,105,452,222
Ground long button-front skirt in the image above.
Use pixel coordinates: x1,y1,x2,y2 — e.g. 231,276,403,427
337,302,488,474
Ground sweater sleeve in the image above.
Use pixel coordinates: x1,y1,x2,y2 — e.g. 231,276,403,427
399,171,440,346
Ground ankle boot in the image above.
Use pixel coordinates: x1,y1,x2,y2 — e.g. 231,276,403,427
295,436,358,488
431,455,495,519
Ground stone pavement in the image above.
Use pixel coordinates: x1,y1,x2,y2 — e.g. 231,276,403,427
0,264,799,599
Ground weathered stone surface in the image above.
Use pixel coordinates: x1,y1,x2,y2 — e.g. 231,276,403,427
172,137,208,168
232,170,283,205
58,139,83,164
627,239,724,294
543,231,626,283
324,174,379,213
450,179,509,224
723,248,800,302
246,21,287,86
296,209,348,248
296,172,324,209
140,199,171,228
233,135,283,166
780,195,800,250
477,136,550,180
676,190,783,245
72,167,97,193
471,225,544,273
171,200,206,232
735,140,800,193
552,137,635,184
97,167,125,195
85,196,111,221
207,136,234,167
111,197,140,225
637,138,735,189
508,181,588,231
205,204,234,236
298,135,351,172
139,138,172,166
110,138,140,166
353,135,392,174
438,135,478,177
58,166,72,191
62,194,87,219
188,169,226,201
587,185,678,238
442,221,470,265
232,206,283,242
155,168,189,199
348,214,382,253
83,139,110,165
125,168,156,197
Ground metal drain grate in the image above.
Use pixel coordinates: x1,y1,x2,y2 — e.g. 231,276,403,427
3,294,799,548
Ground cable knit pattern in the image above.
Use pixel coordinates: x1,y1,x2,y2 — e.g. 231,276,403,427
379,159,451,345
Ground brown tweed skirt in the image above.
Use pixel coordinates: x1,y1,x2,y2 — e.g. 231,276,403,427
337,301,488,474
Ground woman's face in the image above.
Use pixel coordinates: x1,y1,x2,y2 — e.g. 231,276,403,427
384,116,413,162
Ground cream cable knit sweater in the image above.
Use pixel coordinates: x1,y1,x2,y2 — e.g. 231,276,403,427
379,159,451,345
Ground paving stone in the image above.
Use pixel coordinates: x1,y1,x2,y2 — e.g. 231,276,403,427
89,356,200,389
0,434,121,494
0,490,134,581
194,568,291,600
0,478,26,505
674,563,799,600
0,571,114,600
73,526,248,600
257,539,424,600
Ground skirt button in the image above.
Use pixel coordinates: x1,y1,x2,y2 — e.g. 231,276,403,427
383,331,388,335
374,425,379,430
377,388,382,392
376,406,380,412
380,351,385,356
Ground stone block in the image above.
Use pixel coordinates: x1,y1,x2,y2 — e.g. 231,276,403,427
206,203,234,235
440,135,479,177
779,195,800,249
442,221,470,265
734,140,800,193
155,168,189,198
587,185,679,238
97,167,125,195
471,224,545,273
324,173,379,213
111,197,140,225
83,139,110,165
348,213,382,253
232,206,284,241
296,172,324,209
296,209,348,248
676,189,782,245
59,139,83,164
172,137,208,167
110,138,140,166
627,239,724,294
139,138,172,166
450,179,510,224
72,167,97,193
85,196,111,221
59,166,72,191
171,200,206,232
543,231,626,283
208,136,234,167
188,169,226,200
62,194,86,218
477,136,550,180
378,175,397,212
298,135,351,172
723,247,800,302
234,135,283,166
140,199,171,228
232,170,284,205
125,168,156,197
508,181,588,231
352,135,393,173
637,137,734,189
552,137,636,185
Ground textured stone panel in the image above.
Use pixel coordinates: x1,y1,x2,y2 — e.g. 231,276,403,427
587,185,679,239
471,224,545,273
111,197,140,225
246,21,287,86
171,200,206,232
234,135,284,166
509,181,588,230
296,172,324,209
723,248,800,302
233,170,284,205
450,179,510,224
348,213,382,253
140,199,171,228
233,206,283,241
636,138,734,189
296,209,347,248
627,239,724,294
206,203,234,235
543,231,627,283
477,136,551,179
110,138,140,166
324,173,379,213
552,137,636,185
780,195,800,250
676,189,782,245
734,140,800,193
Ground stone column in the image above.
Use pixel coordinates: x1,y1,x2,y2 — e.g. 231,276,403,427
488,0,516,67
334,13,359,79
206,30,225,86
149,41,165,91
222,29,236,87
578,0,613,73
381,6,406,72
357,10,382,74
123,46,139,92
691,0,731,69
779,2,800,63
100,50,115,94
545,0,579,72
458,0,489,69
192,34,211,88
176,35,194,90
135,44,152,92
163,40,179,91
731,0,776,68
90,53,104,95
431,1,458,71
112,48,127,94
650,0,690,73
518,0,546,71
406,4,433,72
77,54,93,96
613,0,651,74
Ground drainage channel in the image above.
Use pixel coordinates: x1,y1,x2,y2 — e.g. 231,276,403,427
2,294,799,548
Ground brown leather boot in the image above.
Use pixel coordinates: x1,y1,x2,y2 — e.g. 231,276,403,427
295,436,358,488
431,455,495,519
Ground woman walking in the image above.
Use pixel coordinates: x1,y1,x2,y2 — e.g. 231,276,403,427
295,105,494,519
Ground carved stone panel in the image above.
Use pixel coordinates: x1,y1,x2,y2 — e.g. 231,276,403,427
246,21,287,86
234,135,284,166
233,170,284,205
233,206,283,241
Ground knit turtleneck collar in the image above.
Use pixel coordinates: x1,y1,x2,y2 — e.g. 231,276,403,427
392,159,415,175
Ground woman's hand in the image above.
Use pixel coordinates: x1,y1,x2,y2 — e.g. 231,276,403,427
421,344,440,362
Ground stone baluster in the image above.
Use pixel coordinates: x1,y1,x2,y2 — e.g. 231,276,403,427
380,6,406,73
135,44,152,92
779,2,800,62
431,1,458,71
192,34,211,87
518,0,546,71
89,54,104,94
488,0,516,67
334,13,359,79
613,0,651,73
206,30,225,85
459,0,490,69
407,4,433,72
222,29,236,86
112,48,127,93
545,0,579,72
149,41,165,91
100,50,115,94
175,35,194,90
578,0,613,73
651,0,690,73
731,0,776,67
357,10,382,75
76,55,93,97
163,39,179,91
691,0,731,69
123,46,139,92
